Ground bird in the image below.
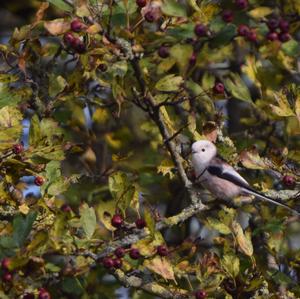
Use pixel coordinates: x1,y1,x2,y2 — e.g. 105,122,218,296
191,140,300,216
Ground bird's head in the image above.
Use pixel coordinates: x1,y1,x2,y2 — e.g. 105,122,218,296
191,140,217,165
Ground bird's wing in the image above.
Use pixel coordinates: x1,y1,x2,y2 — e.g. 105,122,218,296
207,157,249,189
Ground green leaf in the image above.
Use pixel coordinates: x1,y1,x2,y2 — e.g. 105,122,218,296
161,0,187,17
170,44,193,74
269,91,295,117
61,277,84,296
47,0,73,12
224,73,252,102
49,75,67,97
29,115,42,147
80,203,97,239
109,171,136,214
221,253,240,278
206,217,231,235
155,74,183,92
210,24,236,48
144,208,156,238
12,212,37,247
281,39,300,57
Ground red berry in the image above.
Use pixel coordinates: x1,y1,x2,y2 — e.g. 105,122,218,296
72,38,86,54
158,46,169,58
34,176,45,186
38,289,51,299
279,19,289,32
213,82,225,94
1,258,11,271
135,218,146,229
144,11,155,23
111,214,123,228
222,10,234,23
279,32,291,43
98,63,108,72
246,29,257,42
189,53,197,66
235,0,248,9
267,18,279,31
114,247,126,258
194,24,207,37
63,32,75,46
266,31,278,41
2,272,12,282
70,19,85,32
102,257,114,269
136,0,147,8
13,143,24,154
282,175,295,188
129,248,140,260
195,290,207,299
238,24,250,37
113,258,122,269
61,204,72,213
157,245,168,256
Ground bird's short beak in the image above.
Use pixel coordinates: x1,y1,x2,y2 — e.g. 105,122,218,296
192,150,197,154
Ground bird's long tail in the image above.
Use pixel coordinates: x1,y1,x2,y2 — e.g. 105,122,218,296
242,187,300,216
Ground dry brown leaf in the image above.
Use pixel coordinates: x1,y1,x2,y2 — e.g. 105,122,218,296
144,256,175,280
44,19,70,35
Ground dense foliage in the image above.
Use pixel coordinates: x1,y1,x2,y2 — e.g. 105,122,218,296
0,0,300,298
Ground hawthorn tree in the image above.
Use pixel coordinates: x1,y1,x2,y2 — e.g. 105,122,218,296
0,0,300,298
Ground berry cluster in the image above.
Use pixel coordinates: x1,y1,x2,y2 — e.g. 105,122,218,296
266,17,291,43
63,19,86,53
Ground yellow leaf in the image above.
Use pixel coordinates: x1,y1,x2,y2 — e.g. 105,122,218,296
44,19,70,35
144,256,175,280
232,221,253,256
86,23,102,34
239,149,269,170
19,204,29,215
157,159,175,179
269,91,295,117
247,7,273,19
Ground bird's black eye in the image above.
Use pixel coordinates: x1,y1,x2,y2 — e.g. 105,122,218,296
202,148,205,152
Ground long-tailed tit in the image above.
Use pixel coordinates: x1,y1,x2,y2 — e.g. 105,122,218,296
191,140,300,215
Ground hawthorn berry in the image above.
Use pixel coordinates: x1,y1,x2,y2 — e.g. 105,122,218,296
144,11,155,23
98,63,108,72
72,38,86,54
222,10,234,23
195,290,207,299
13,143,24,154
102,257,114,269
38,289,51,299
213,82,225,94
61,204,72,213
1,258,11,271
279,19,289,32
194,24,207,37
267,18,279,31
129,248,140,260
246,30,257,42
157,245,168,256
34,176,45,186
63,32,75,46
111,214,124,228
113,258,122,269
266,32,278,41
279,32,291,43
2,272,12,283
23,293,35,299
237,24,250,37
70,19,85,32
136,0,147,8
158,46,169,58
135,218,146,229
282,175,295,188
114,247,126,258
235,0,248,9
